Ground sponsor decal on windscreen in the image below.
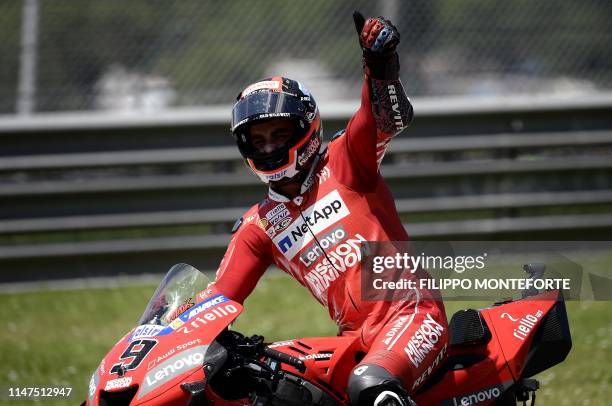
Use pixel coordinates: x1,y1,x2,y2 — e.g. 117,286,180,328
177,304,239,334
185,295,228,320
157,294,229,336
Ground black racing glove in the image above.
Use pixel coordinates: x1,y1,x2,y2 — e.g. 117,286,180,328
353,11,401,80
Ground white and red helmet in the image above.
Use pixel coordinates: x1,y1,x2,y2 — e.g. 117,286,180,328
231,76,322,184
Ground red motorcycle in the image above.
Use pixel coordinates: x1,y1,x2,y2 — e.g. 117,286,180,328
83,263,571,405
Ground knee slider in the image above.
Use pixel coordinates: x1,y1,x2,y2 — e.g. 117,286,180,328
348,365,409,406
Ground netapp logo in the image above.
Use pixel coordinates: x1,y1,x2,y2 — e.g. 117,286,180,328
273,190,349,259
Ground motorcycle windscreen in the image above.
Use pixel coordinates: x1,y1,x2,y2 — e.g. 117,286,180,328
139,263,209,326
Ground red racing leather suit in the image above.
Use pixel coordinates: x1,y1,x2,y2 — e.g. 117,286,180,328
213,76,448,391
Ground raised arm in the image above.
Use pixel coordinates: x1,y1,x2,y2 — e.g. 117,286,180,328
331,12,413,191
212,212,273,304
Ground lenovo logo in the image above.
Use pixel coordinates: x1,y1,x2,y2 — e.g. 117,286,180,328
139,346,208,399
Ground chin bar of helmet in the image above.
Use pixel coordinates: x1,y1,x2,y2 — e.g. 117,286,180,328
245,115,321,184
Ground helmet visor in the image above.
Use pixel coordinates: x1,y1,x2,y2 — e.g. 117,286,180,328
231,92,307,132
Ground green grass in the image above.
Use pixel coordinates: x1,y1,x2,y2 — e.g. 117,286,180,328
0,274,610,405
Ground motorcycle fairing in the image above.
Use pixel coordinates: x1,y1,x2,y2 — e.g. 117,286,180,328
88,283,243,405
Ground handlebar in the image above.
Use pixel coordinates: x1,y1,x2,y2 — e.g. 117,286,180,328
219,331,307,373
264,346,306,373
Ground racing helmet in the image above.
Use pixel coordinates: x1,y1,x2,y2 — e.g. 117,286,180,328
231,76,322,184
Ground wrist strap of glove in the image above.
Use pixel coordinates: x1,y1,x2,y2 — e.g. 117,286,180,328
363,50,399,80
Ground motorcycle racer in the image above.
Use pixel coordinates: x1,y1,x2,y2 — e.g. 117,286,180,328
213,12,448,406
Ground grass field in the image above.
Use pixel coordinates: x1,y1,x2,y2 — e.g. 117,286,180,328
0,273,610,405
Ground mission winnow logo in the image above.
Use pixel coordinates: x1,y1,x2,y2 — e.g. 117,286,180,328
272,190,349,260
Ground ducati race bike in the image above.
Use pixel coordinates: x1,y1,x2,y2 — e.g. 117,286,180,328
84,263,571,405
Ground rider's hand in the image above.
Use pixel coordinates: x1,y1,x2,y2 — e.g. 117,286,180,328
353,12,400,55
353,11,401,80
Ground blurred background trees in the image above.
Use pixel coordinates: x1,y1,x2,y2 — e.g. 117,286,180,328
0,0,610,114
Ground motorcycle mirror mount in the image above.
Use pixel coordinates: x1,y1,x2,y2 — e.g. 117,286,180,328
181,380,208,406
